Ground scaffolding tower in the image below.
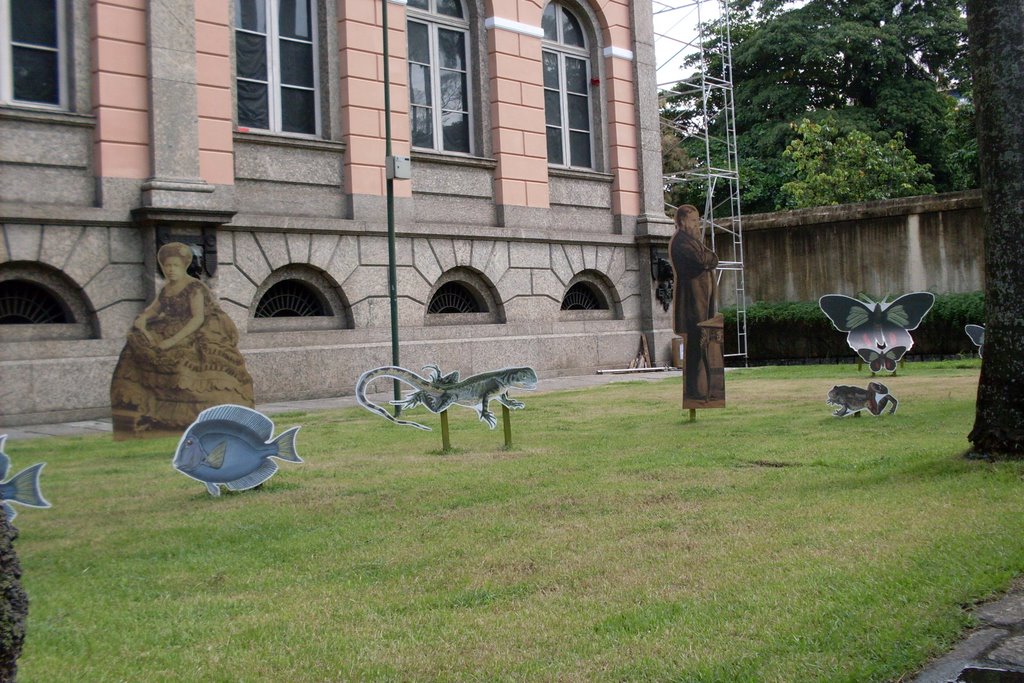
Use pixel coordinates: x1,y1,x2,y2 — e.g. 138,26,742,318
654,0,748,362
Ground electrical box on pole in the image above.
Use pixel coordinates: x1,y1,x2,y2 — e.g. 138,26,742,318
386,155,412,180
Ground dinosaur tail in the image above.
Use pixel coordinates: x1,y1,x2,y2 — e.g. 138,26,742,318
355,367,433,431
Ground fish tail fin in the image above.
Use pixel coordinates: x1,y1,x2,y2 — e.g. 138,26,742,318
272,426,302,463
4,463,50,509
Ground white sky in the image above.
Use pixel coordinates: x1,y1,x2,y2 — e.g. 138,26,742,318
652,1,808,88
652,0,721,88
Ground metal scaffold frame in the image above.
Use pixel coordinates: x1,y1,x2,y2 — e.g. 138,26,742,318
654,0,748,361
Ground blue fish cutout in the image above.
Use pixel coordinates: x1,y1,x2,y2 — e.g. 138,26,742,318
0,435,52,522
172,405,302,497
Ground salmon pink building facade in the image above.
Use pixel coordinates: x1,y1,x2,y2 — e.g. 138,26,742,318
0,0,674,426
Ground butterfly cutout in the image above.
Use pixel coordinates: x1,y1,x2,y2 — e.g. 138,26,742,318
857,346,907,373
819,292,935,363
965,324,984,358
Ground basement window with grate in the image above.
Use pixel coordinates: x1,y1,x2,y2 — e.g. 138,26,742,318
560,281,606,310
254,280,330,317
427,281,484,314
0,279,71,324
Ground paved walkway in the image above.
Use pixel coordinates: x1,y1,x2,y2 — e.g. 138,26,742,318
911,579,1024,682
2,368,681,441
4,366,1022,682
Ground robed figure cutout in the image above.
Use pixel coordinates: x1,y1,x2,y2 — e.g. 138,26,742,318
670,205,725,408
111,242,255,439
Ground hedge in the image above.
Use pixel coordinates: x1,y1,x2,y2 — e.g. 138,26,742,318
722,291,985,363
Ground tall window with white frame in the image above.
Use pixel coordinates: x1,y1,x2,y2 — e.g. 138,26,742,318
542,1,592,169
1,0,65,107
406,0,471,154
235,0,319,135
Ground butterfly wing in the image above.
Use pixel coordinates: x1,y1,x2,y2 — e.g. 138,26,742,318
820,295,872,332
882,346,907,372
0,435,8,481
881,325,914,351
883,292,935,330
965,324,985,347
965,324,984,358
857,348,884,373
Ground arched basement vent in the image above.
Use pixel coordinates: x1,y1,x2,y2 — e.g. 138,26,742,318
0,280,71,324
561,282,606,311
427,282,484,314
254,280,331,318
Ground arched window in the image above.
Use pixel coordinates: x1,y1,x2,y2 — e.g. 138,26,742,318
428,281,483,313
248,265,351,332
560,281,606,311
542,2,592,169
425,268,505,324
254,280,330,317
0,280,71,324
0,264,96,341
559,271,620,320
407,0,472,153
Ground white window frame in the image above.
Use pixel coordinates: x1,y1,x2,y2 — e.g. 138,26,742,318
542,2,593,170
0,0,67,109
406,0,474,155
235,0,321,136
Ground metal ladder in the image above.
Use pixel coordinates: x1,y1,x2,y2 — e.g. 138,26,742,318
656,0,748,362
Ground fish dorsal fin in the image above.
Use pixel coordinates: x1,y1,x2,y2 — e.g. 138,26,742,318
225,460,278,491
204,442,227,469
196,405,274,441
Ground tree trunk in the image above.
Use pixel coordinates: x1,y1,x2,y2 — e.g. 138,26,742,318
966,0,1024,458
0,515,27,681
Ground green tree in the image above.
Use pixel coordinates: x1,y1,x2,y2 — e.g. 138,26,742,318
965,0,1024,458
941,93,979,191
661,0,976,212
780,118,935,207
660,118,697,213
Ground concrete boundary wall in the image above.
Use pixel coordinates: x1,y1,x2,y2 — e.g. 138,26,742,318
739,191,984,304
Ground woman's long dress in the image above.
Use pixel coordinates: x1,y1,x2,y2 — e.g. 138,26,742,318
111,279,254,437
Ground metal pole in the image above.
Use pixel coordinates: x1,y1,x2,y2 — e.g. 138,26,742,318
382,0,402,412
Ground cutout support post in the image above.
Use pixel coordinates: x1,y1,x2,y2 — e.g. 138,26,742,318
440,410,451,451
502,404,512,448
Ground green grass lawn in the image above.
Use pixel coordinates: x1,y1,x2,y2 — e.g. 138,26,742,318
11,359,1024,682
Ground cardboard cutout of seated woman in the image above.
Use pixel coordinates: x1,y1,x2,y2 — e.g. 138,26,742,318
111,242,254,439
670,205,725,408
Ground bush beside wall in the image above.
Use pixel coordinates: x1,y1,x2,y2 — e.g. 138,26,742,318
724,292,985,363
